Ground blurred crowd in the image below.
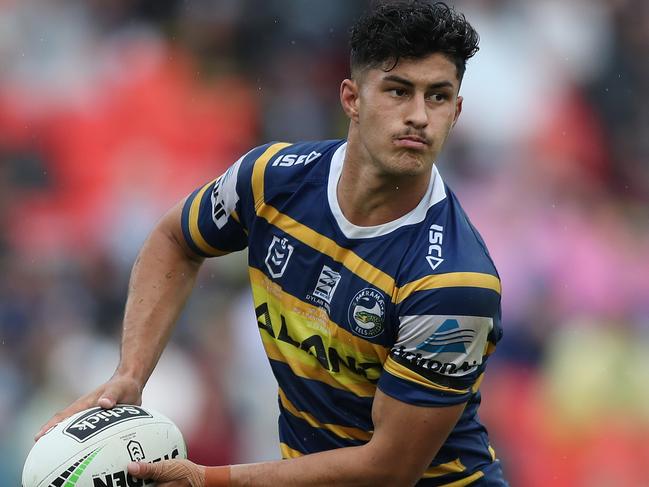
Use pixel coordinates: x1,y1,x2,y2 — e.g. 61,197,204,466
1,0,648,485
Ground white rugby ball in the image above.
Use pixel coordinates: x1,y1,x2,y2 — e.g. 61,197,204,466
23,405,187,487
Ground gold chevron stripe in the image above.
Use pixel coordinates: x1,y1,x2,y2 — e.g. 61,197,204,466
251,142,292,208
188,181,228,256
383,357,469,394
278,388,372,442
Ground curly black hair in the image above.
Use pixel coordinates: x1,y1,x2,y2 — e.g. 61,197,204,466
350,1,480,80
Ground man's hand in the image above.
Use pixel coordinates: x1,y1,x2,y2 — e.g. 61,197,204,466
128,459,206,487
35,373,142,441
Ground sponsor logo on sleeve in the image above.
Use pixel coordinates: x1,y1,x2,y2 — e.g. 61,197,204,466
393,315,492,376
264,236,295,278
348,288,386,338
415,319,475,354
271,151,321,167
426,224,444,271
63,406,152,443
211,158,242,229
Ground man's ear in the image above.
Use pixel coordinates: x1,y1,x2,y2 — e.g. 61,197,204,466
452,95,463,127
340,78,360,123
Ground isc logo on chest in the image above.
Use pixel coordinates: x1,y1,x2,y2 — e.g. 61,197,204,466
272,151,321,167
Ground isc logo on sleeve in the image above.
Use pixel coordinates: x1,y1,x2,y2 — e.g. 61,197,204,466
272,151,321,167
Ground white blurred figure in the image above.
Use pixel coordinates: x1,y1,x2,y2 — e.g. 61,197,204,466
226,289,281,462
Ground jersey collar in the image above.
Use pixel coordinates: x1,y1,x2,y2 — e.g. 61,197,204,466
327,142,447,239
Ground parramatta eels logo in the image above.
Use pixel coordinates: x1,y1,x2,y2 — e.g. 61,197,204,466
348,288,386,338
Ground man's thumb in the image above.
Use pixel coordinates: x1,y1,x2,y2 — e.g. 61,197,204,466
127,461,154,477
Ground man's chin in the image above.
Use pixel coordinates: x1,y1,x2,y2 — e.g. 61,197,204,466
392,151,434,175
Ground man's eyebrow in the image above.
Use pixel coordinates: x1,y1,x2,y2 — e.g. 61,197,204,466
382,74,455,90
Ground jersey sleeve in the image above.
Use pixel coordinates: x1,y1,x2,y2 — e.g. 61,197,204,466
180,148,259,257
378,283,502,407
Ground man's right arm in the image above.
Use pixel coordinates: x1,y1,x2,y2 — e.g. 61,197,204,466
36,199,205,440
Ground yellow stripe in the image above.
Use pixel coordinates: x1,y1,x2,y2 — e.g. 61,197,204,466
255,204,499,303
488,445,496,461
280,443,304,459
281,441,482,486
278,388,372,442
249,267,389,364
396,272,501,303
258,325,377,397
471,373,485,393
251,142,292,209
188,180,228,256
422,458,466,478
251,145,499,303
257,204,396,297
383,357,469,394
439,470,484,486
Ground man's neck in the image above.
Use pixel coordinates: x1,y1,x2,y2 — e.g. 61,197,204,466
337,138,432,227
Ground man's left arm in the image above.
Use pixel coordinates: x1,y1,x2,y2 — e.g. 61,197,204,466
128,389,465,487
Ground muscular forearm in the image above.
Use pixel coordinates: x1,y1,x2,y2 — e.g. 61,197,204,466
117,221,203,387
229,443,413,487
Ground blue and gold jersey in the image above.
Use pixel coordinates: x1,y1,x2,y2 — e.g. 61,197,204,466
181,140,505,486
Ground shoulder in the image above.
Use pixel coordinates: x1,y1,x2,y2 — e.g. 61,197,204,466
394,179,501,316
397,178,498,280
266,140,343,170
237,139,343,173
244,139,344,207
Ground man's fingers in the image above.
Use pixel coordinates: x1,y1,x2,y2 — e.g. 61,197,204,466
35,419,57,441
35,376,144,442
97,395,116,409
128,460,206,486
35,407,74,441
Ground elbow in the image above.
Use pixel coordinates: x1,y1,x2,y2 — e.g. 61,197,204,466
154,212,204,266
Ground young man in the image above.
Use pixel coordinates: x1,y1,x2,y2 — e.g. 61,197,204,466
38,2,507,485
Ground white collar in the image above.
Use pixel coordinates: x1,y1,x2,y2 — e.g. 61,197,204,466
327,142,447,239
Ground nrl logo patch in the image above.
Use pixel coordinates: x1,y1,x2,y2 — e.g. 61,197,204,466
264,235,295,278
63,406,151,443
348,288,386,338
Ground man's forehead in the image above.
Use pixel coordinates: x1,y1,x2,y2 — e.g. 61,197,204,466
380,54,459,82
356,53,460,87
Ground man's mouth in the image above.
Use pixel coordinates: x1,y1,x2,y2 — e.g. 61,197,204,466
394,135,429,149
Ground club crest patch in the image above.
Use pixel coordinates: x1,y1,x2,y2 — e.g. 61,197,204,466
348,288,386,338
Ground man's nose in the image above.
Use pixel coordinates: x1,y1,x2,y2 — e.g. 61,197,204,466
404,95,429,129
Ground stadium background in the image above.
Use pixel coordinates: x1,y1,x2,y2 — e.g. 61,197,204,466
1,0,648,485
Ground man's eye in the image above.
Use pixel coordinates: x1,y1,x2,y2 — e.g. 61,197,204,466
389,88,407,97
429,93,448,102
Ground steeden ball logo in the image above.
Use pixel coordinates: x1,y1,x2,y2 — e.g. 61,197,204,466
348,288,386,338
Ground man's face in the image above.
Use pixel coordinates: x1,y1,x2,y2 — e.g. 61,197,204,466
348,53,463,177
